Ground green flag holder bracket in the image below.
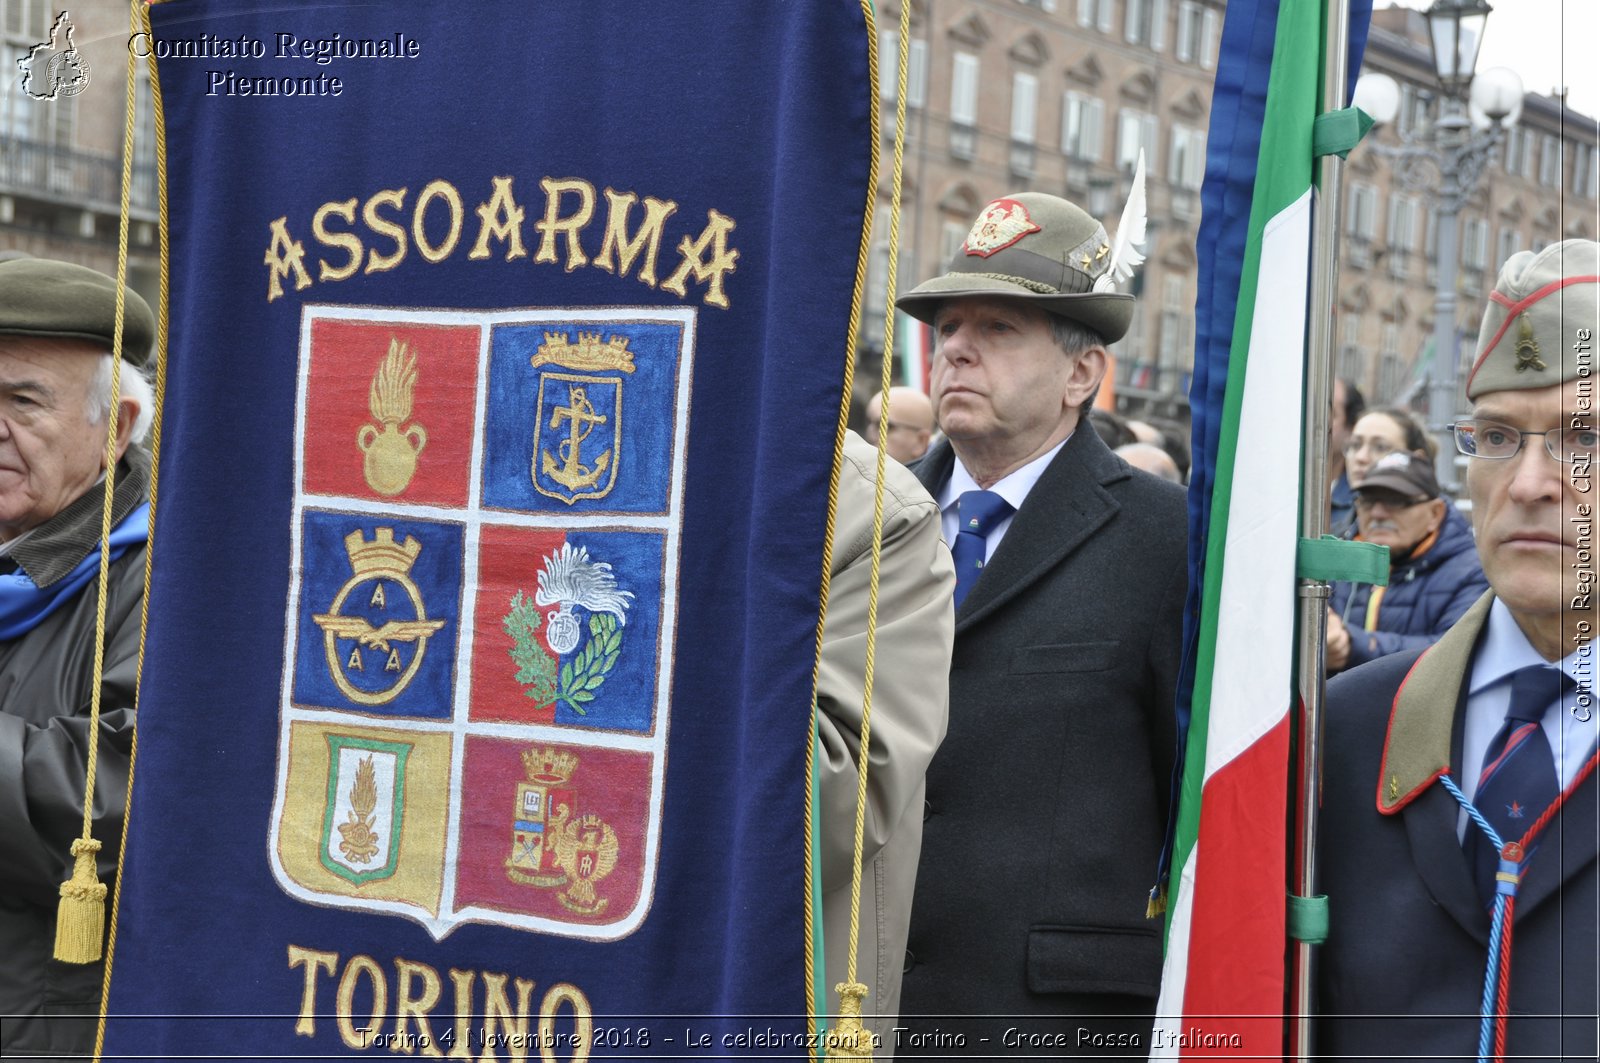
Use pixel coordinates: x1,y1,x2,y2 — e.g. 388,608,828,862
1288,893,1330,945
1312,106,1376,160
1297,536,1389,586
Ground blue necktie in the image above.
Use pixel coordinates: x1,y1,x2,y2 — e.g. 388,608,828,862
951,490,1012,609
1468,664,1571,906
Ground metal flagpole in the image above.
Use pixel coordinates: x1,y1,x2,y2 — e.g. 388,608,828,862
1290,0,1353,1056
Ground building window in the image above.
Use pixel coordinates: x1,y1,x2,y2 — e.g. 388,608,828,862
1061,91,1104,161
1538,134,1562,187
866,239,890,331
1573,142,1597,200
1339,313,1364,384
1504,126,1532,178
1010,71,1039,177
1346,182,1377,242
1379,352,1404,403
1117,108,1158,172
1385,194,1416,279
1461,217,1489,271
940,220,967,265
1496,225,1522,266
877,31,928,108
1157,274,1192,374
1125,0,1169,49
1079,0,1114,32
3,0,82,151
1388,194,1418,251
1396,83,1432,136
1176,2,1216,64
1011,71,1038,144
949,51,979,160
1169,124,1206,190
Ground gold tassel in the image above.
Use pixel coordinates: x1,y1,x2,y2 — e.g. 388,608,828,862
824,981,875,1061
1146,883,1168,919
53,837,107,964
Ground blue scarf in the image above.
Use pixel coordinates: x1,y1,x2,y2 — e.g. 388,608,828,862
0,503,151,640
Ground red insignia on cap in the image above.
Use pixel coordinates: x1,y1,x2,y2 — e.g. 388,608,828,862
962,199,1041,258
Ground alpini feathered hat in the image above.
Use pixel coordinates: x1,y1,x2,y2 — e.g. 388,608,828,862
896,157,1149,343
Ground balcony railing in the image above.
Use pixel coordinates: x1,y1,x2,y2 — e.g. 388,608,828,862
0,136,156,212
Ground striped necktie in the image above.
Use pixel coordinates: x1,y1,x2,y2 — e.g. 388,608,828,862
1468,664,1572,907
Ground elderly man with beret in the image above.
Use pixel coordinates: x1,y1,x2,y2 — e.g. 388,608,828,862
890,193,1185,1049
1318,240,1600,1057
0,259,156,1060
1325,450,1488,674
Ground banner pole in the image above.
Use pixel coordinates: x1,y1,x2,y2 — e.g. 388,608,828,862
1290,0,1352,1056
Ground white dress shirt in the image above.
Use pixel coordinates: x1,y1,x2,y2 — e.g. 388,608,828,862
937,437,1068,560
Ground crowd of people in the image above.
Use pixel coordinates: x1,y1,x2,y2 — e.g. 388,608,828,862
3,194,1595,1059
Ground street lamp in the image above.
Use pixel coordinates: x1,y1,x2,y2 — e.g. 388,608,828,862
1353,0,1522,494
1426,0,1490,99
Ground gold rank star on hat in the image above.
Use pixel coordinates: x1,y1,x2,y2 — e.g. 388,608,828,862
896,154,1150,343
1465,238,1599,400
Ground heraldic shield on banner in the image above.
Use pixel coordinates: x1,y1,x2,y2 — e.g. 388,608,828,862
270,305,693,941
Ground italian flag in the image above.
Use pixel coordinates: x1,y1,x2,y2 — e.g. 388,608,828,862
1151,0,1367,1055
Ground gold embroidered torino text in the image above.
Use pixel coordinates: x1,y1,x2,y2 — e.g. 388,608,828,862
264,176,739,309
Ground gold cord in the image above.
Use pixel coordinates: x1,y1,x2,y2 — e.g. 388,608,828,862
96,0,168,1048
825,5,912,1061
808,2,884,1051
844,0,913,988
53,0,145,968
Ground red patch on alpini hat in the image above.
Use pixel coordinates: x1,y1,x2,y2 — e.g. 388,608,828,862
962,198,1041,258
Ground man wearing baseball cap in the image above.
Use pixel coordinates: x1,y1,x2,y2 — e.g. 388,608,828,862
1325,450,1487,674
1319,240,1600,1057
892,192,1185,1047
0,258,157,1059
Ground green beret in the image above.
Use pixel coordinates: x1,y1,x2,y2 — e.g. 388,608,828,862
896,192,1135,343
0,258,155,367
1465,239,1599,400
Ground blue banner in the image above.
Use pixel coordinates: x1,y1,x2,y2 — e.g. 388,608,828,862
103,2,873,1058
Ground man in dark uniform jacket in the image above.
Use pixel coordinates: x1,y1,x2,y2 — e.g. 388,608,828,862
892,192,1186,1052
1318,240,1600,1059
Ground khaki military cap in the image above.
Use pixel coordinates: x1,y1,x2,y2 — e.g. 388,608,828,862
0,258,155,367
896,192,1135,342
1465,239,1599,400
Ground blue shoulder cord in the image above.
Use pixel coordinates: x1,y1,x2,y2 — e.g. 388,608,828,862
1437,772,1511,1063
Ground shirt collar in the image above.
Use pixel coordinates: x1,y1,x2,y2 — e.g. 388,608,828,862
1469,596,1593,696
938,435,1069,516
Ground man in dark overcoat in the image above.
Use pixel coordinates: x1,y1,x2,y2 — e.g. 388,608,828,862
891,192,1186,1052
1318,239,1600,1058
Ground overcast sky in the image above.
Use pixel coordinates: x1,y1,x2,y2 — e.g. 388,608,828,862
1389,0,1599,119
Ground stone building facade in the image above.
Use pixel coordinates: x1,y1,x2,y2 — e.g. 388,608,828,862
867,0,1598,421
1,0,159,303
867,0,1225,420
1339,4,1597,417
